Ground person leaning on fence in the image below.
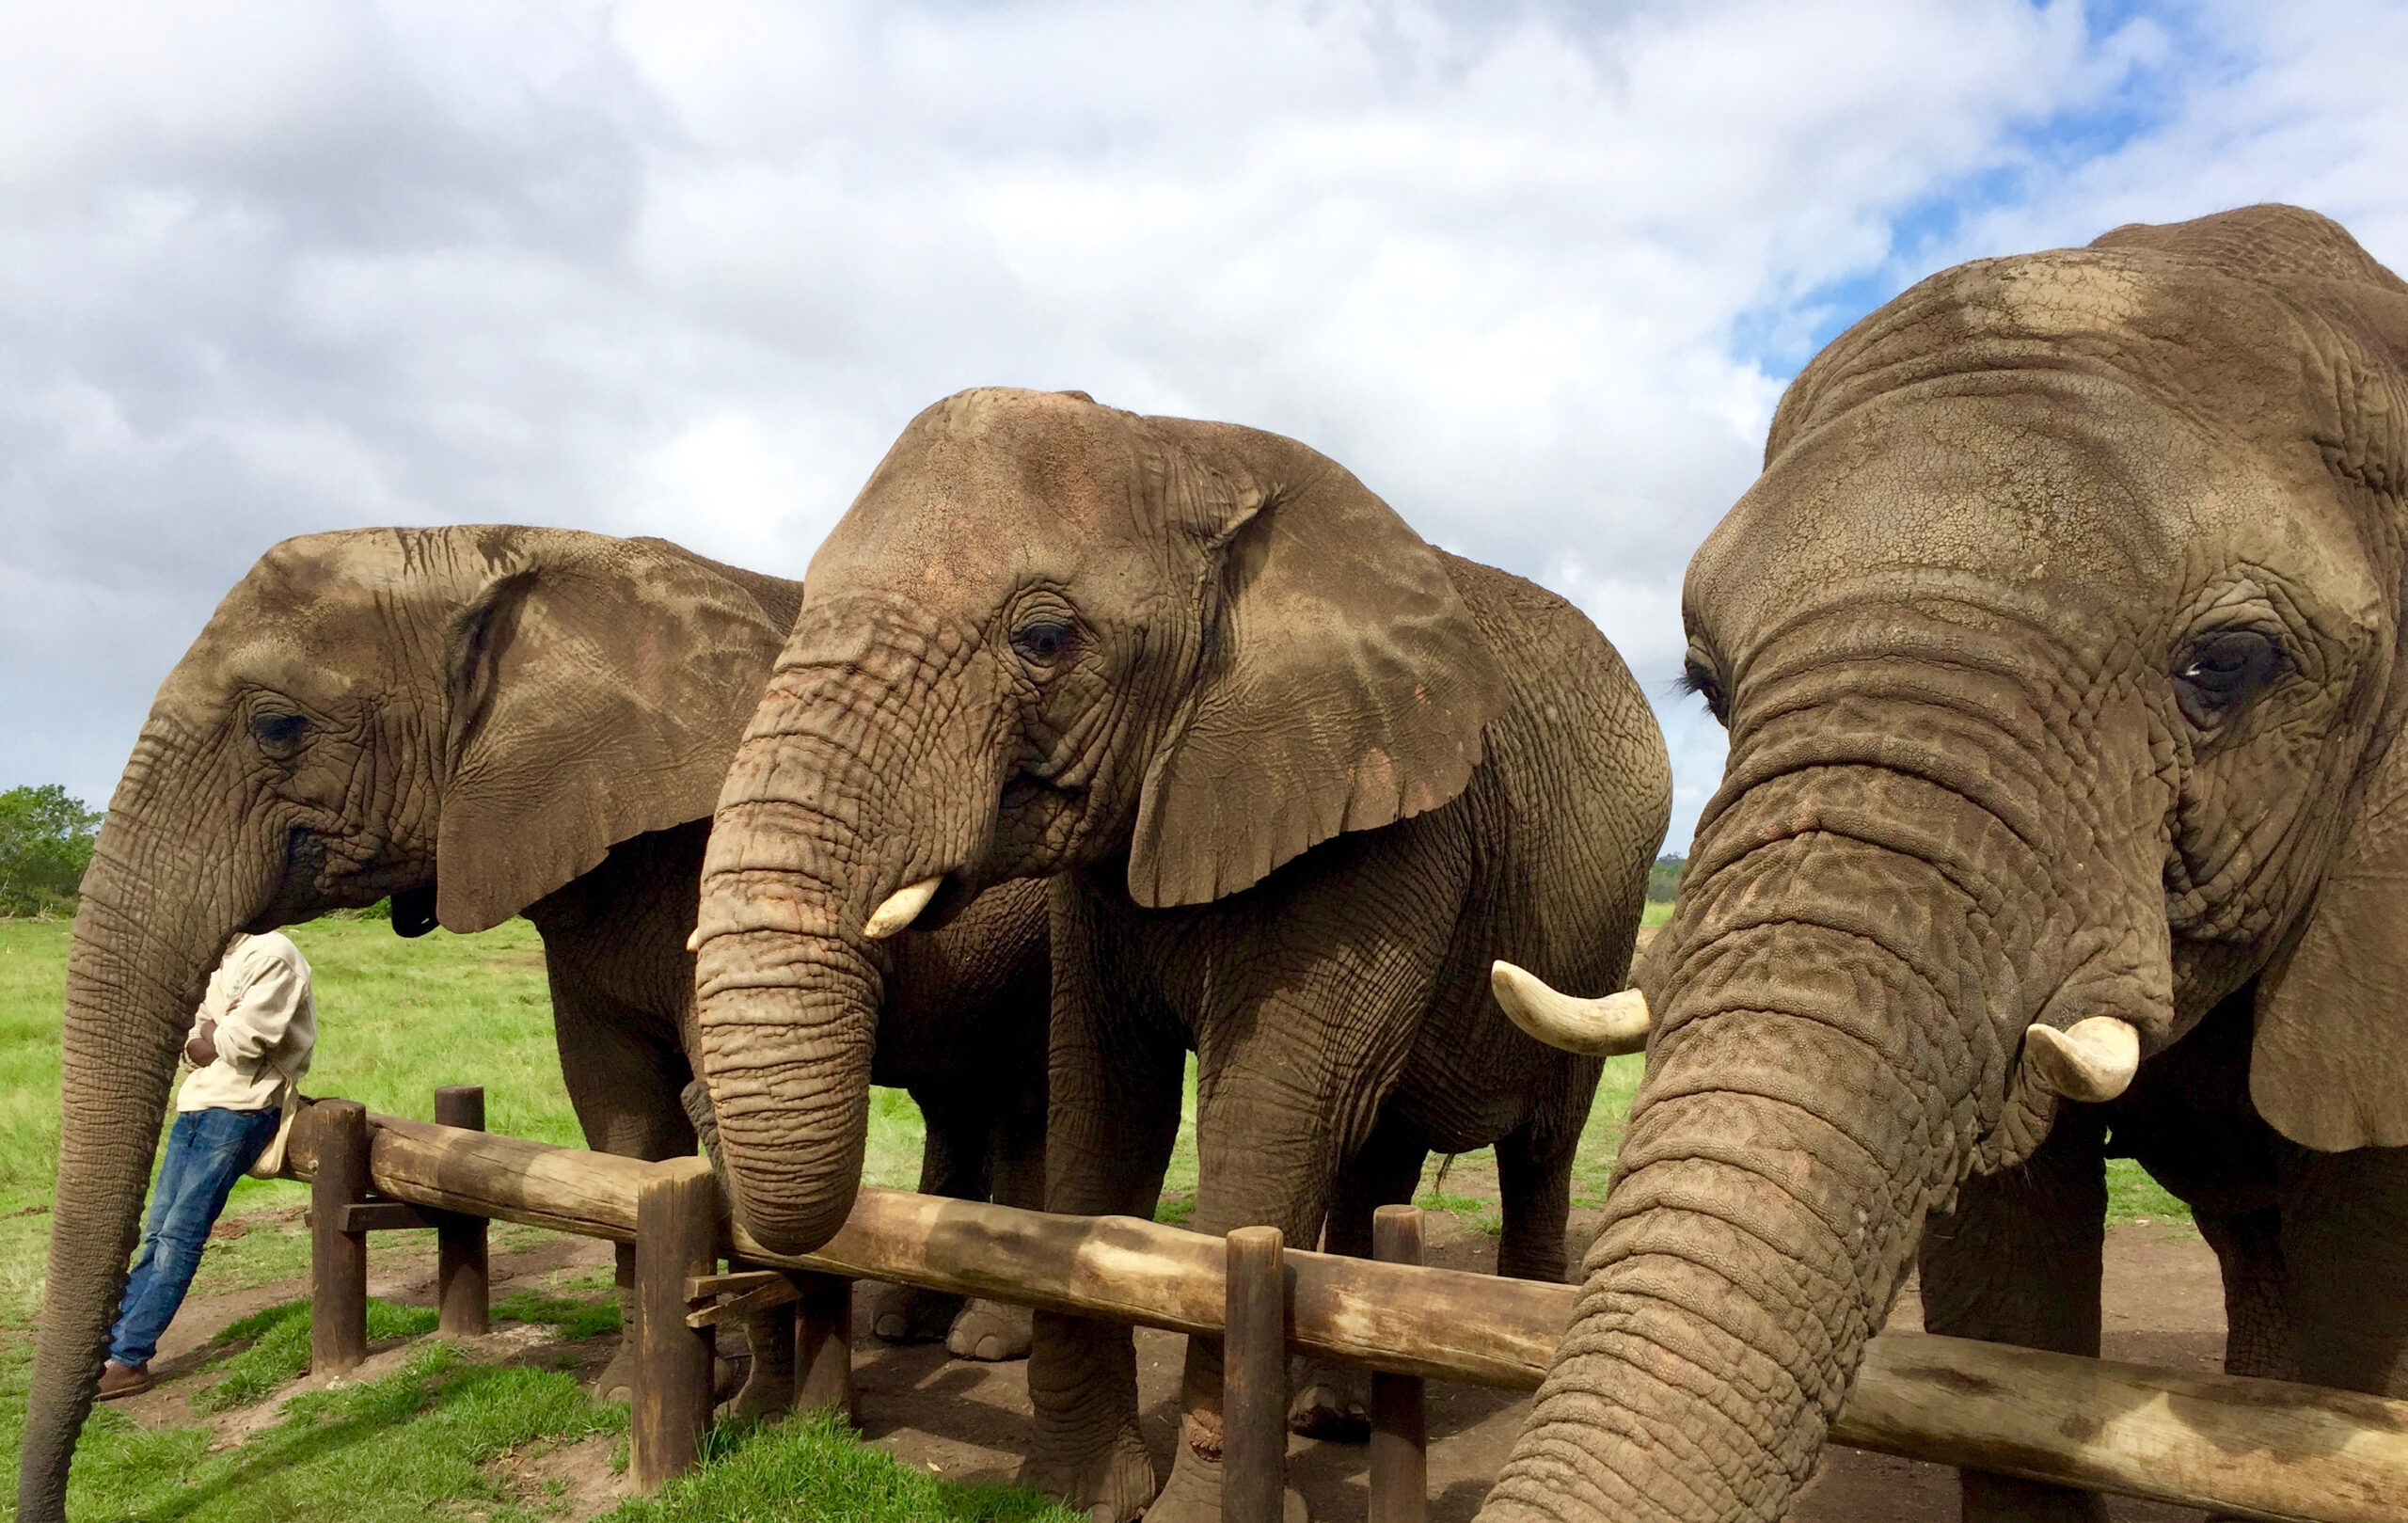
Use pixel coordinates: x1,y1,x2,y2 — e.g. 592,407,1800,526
96,930,314,1400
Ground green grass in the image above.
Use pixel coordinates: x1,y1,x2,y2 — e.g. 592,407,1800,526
0,907,2197,1518
2105,1158,2193,1227
0,916,1106,1521
0,1334,628,1523
197,1299,442,1413
0,1290,1074,1523
616,1410,1075,1523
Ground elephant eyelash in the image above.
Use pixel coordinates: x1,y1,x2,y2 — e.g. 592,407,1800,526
1677,655,1729,723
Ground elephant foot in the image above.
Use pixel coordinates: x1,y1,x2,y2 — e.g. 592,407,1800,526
946,1298,1032,1362
597,1334,739,1408
717,1361,794,1423
592,1342,638,1405
718,1317,797,1422
1142,1414,1307,1523
1015,1421,1158,1523
873,1282,965,1345
1286,1356,1369,1441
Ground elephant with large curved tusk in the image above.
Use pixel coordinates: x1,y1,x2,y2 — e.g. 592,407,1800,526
1478,205,2408,1523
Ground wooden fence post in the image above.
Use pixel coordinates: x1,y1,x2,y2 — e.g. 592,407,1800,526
309,1099,370,1377
1223,1226,1288,1523
1369,1206,1427,1523
794,1273,855,1422
632,1156,720,1491
433,1086,489,1337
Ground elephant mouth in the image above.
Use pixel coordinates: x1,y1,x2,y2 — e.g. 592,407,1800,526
391,885,437,938
887,871,974,936
242,825,327,931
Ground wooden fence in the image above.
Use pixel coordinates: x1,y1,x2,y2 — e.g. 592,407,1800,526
280,1095,2408,1523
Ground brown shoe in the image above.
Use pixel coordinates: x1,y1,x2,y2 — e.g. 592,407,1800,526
95,1361,152,1401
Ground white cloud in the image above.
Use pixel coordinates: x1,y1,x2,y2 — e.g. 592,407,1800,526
3,0,2402,858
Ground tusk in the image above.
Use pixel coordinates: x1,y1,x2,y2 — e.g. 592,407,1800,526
2021,1017,2141,1103
863,876,943,941
1491,960,1651,1057
686,927,703,953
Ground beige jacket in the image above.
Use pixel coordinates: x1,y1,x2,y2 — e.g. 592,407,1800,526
175,931,316,1113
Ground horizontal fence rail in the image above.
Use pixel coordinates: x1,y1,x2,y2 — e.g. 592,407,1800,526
280,1102,2408,1523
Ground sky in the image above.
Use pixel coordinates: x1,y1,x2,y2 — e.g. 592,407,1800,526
5,0,2405,857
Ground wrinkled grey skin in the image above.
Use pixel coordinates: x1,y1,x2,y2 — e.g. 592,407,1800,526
1481,207,2408,1523
15,526,1050,1523
690,389,1670,1522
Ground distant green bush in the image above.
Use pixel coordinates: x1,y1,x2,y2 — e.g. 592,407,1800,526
1647,854,1684,904
0,785,102,917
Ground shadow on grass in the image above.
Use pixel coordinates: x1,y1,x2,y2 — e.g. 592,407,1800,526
81,1343,622,1523
3,1289,1075,1523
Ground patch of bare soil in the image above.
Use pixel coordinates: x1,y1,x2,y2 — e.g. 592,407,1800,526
498,1431,633,1516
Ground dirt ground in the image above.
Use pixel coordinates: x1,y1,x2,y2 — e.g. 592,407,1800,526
121,1212,2225,1522
840,1213,2225,1523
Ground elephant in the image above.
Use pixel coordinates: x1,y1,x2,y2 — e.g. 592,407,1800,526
15,525,1052,1523
1482,204,2408,1523
686,387,1672,1523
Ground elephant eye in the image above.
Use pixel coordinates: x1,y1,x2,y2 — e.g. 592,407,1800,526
250,711,307,752
1680,650,1729,725
1009,617,1076,668
2173,629,2286,730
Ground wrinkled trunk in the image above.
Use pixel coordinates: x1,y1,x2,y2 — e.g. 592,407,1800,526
693,647,1001,1258
17,755,277,1523
1482,646,2163,1521
690,802,885,1256
1483,837,2007,1518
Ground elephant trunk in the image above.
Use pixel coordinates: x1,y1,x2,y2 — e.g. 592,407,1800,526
1483,684,2159,1521
18,759,274,1523
693,648,1000,1258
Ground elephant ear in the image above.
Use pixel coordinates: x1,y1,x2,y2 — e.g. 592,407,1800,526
2252,736,2408,1150
2243,219,2408,1151
1125,441,1505,908
436,537,790,932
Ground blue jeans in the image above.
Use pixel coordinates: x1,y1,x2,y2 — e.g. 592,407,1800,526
108,1106,282,1367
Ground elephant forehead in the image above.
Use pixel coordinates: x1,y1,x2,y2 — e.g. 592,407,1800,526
1692,382,2206,628
1966,253,2147,341
814,395,1194,608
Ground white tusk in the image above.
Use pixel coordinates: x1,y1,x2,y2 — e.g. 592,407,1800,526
1491,960,1652,1057
863,876,943,941
686,927,703,953
2021,1017,2142,1103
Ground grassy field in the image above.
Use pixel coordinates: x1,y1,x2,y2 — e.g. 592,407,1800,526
0,908,2187,1519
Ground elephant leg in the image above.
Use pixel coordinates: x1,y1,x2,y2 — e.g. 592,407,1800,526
548,977,698,1406
1918,1106,2109,1523
1494,1103,1586,1283
946,1076,1046,1363
2278,1142,2408,1397
1019,957,1185,1522
1146,976,1432,1523
2195,1206,2295,1380
872,1087,990,1348
1288,1110,1426,1441
718,1302,799,1421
